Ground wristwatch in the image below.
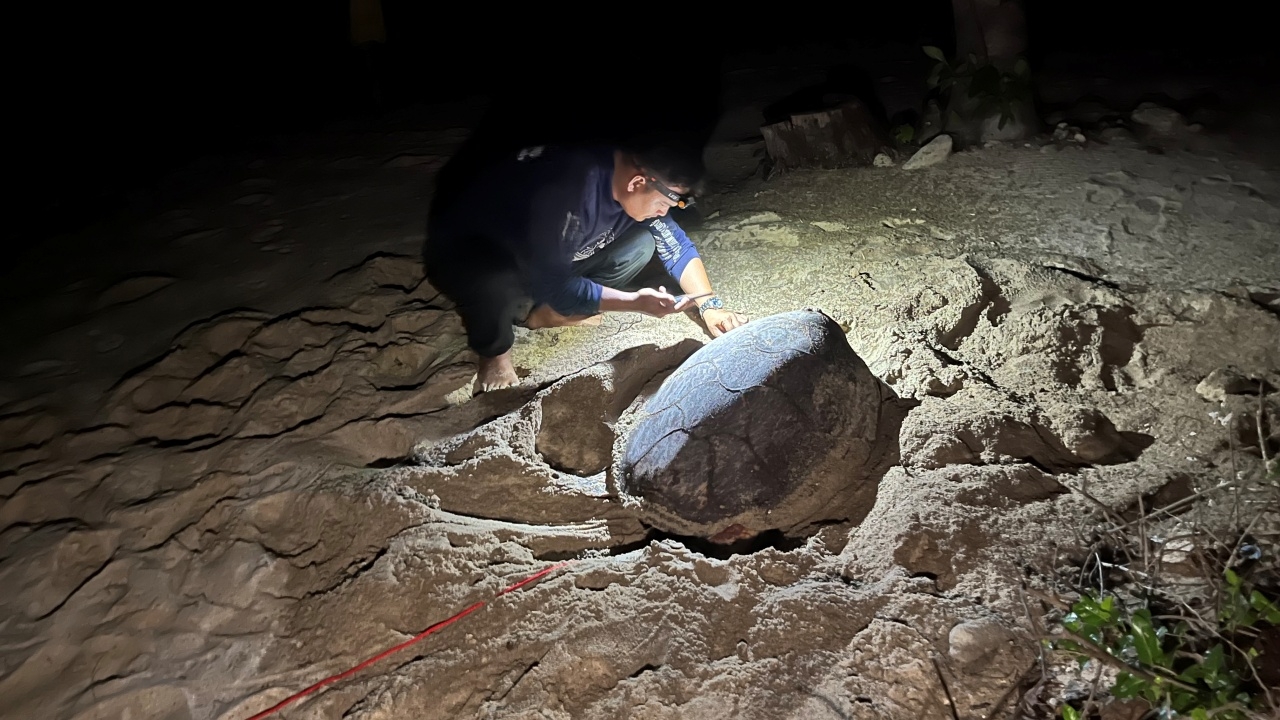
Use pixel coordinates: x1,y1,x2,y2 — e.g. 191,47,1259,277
697,296,725,315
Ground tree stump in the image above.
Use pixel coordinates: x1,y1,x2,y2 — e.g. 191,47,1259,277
760,99,888,172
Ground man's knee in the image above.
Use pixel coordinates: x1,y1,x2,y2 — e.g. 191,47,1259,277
583,227,655,288
615,226,657,266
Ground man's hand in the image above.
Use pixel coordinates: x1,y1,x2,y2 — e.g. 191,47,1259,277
628,286,694,317
701,307,748,338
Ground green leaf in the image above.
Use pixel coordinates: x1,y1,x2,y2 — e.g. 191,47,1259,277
1249,590,1280,624
1130,610,1166,667
923,45,947,62
1191,708,1209,720
1141,682,1162,705
1061,704,1080,720
1112,672,1145,699
1170,690,1198,712
1225,568,1241,588
1203,643,1226,674
1071,594,1119,634
1055,639,1082,652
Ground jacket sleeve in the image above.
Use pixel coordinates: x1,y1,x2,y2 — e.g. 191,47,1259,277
647,215,702,281
521,182,603,317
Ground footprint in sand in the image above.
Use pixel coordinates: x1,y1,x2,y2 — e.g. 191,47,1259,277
1119,195,1179,237
382,153,446,169
259,240,295,254
170,228,222,247
239,177,276,190
233,192,274,206
90,330,125,354
93,274,176,311
17,359,72,377
249,219,286,244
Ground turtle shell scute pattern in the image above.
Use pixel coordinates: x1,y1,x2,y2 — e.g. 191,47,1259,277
619,309,876,529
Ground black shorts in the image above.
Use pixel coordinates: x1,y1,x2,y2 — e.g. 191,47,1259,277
423,225,664,358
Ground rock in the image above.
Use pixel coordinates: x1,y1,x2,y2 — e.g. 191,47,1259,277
929,226,957,241
881,217,925,229
902,134,953,170
1196,366,1274,402
873,152,894,167
1099,699,1151,720
761,99,889,170
975,107,1038,144
1099,126,1135,144
1130,102,1188,136
1052,122,1086,144
948,619,1012,667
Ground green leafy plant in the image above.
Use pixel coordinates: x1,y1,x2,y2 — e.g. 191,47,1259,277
923,45,1032,129
1047,569,1279,720
892,124,915,144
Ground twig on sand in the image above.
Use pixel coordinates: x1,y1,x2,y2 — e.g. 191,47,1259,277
1257,380,1272,473
931,656,961,720
1014,584,1054,719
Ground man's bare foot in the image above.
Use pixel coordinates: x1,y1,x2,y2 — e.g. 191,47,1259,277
523,304,603,329
475,352,519,393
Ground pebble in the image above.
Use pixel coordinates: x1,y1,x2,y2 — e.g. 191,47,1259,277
903,134,953,170
948,619,1011,666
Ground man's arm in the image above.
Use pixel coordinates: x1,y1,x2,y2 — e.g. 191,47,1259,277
649,216,748,337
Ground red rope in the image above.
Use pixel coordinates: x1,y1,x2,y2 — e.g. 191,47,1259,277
244,561,571,720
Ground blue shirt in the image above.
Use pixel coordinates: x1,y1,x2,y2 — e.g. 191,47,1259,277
431,144,701,316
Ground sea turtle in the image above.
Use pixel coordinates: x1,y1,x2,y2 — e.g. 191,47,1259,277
615,308,886,542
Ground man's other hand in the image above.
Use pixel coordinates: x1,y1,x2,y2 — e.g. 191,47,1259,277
630,286,691,317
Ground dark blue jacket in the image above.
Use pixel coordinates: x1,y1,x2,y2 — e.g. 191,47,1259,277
430,144,701,316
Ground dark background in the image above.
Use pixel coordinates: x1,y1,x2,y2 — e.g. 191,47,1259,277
12,2,1276,243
